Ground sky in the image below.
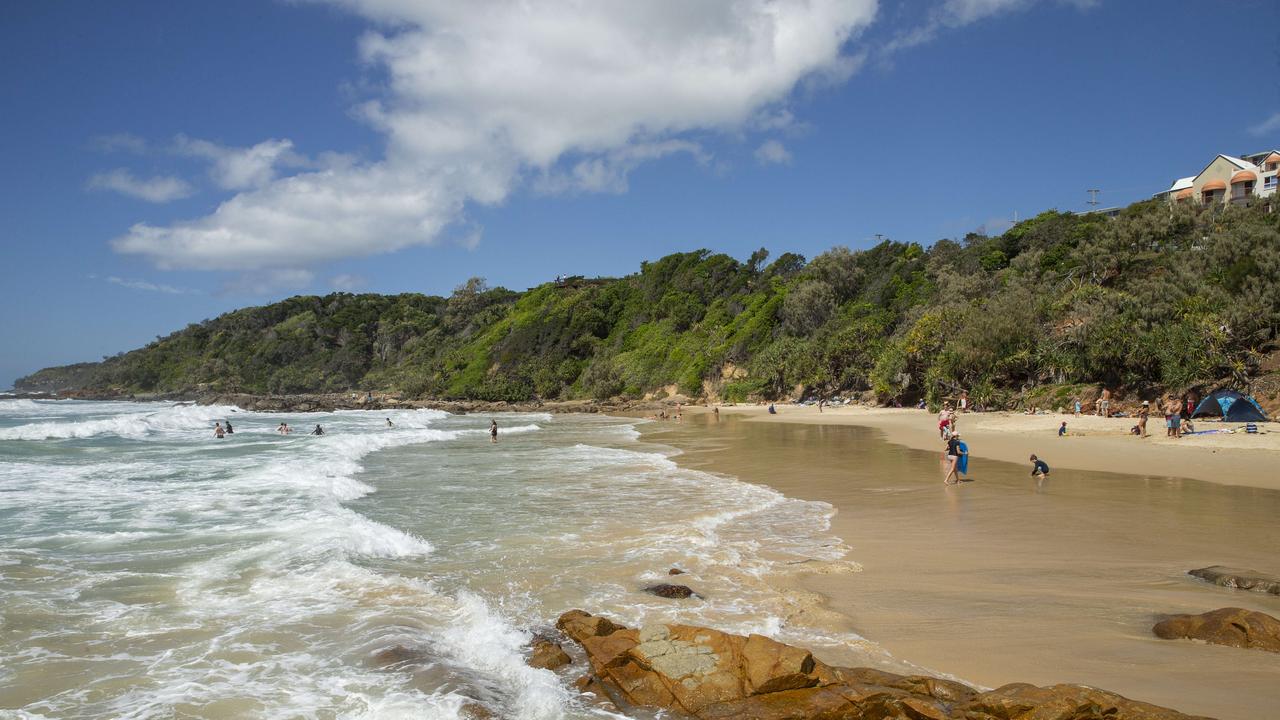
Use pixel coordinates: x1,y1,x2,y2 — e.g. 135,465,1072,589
2,0,1278,389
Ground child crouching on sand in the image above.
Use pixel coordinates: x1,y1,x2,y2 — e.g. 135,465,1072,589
1030,454,1049,478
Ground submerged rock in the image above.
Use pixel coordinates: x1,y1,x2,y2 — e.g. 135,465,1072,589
1189,566,1280,596
558,610,1209,719
644,583,699,599
1153,607,1280,653
369,644,427,667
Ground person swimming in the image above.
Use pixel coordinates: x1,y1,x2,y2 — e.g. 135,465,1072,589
224,420,233,434
386,418,393,427
490,419,498,443
311,424,324,436
214,422,225,438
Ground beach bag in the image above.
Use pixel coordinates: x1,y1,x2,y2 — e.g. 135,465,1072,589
1246,423,1258,434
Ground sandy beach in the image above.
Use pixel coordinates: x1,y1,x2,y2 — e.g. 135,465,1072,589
642,406,1280,720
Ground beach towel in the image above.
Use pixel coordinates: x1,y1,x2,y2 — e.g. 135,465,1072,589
957,441,969,475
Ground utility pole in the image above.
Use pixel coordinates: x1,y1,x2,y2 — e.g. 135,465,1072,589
873,233,885,243
1087,189,1101,207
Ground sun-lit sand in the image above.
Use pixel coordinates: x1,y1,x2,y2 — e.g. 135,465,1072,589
706,403,1280,490
642,407,1280,720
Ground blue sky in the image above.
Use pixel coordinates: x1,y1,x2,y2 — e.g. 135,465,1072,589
2,0,1278,388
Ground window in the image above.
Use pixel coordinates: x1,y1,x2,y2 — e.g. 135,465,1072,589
1266,176,1278,190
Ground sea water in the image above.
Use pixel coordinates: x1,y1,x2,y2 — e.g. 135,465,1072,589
0,400,886,719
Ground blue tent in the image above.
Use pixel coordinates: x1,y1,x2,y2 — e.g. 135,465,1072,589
1191,390,1268,422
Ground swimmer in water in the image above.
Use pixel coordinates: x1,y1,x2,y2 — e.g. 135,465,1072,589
490,419,498,443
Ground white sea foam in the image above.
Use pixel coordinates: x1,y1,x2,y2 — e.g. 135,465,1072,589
0,403,240,440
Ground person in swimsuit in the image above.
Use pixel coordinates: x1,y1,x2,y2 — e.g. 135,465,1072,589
386,418,393,427
490,419,498,443
224,420,234,434
311,424,324,436
943,432,964,485
214,422,225,438
1138,401,1150,437
1030,454,1049,478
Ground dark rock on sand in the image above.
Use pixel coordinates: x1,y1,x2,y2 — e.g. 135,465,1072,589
528,636,572,670
1153,607,1280,653
1189,566,1280,596
558,610,1209,720
644,583,698,599
669,568,687,575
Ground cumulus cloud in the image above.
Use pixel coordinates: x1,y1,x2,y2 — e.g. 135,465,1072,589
221,269,316,295
104,276,196,294
113,0,878,271
173,135,306,190
330,273,366,290
754,139,793,165
883,0,1095,55
92,133,149,153
1249,111,1280,137
88,169,195,203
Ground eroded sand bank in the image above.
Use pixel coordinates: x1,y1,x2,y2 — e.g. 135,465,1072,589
641,409,1280,720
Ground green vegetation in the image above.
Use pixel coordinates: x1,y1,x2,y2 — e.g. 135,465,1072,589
19,198,1280,407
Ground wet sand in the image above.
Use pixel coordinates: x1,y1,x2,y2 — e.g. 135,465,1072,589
641,412,1280,720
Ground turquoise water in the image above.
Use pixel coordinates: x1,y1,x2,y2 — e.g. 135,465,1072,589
0,400,873,719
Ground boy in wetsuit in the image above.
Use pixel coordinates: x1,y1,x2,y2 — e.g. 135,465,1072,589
1029,454,1049,478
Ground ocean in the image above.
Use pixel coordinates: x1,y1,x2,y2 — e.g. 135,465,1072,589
0,400,885,719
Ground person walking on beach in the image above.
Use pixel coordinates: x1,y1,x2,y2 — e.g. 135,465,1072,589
1029,454,1049,478
490,419,498,443
1137,401,1150,437
943,432,965,485
1098,388,1111,418
214,422,225,438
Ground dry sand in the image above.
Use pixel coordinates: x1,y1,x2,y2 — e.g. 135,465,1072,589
641,406,1280,720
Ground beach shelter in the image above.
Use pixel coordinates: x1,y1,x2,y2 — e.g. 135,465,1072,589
1190,389,1269,422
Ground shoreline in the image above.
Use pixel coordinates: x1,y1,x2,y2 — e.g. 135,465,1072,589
703,403,1280,491
639,409,1280,720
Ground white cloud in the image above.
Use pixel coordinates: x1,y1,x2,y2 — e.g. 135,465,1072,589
754,139,793,165
105,276,196,294
222,269,316,295
883,0,1094,55
173,135,305,190
92,133,149,153
1249,111,1280,137
88,169,195,203
113,0,878,271
330,273,366,290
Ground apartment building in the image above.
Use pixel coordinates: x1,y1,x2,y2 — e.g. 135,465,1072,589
1156,150,1280,205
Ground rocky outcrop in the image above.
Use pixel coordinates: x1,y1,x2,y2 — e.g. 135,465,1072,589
1189,566,1280,596
557,610,1209,720
528,636,572,670
644,583,699,599
1153,607,1280,653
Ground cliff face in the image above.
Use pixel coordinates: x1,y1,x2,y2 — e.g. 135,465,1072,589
16,199,1280,407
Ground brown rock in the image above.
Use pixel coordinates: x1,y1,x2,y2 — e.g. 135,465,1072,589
1189,566,1280,596
369,644,425,667
1153,606,1280,652
556,610,1210,720
669,567,687,575
556,610,620,642
527,637,572,671
644,583,698,599
458,701,494,720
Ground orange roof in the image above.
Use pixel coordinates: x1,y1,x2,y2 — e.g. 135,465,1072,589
1265,152,1280,165
1201,179,1226,192
1230,170,1257,184
1174,188,1193,200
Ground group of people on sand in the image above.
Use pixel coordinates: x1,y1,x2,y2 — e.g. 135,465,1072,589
935,399,1053,485
1083,388,1197,439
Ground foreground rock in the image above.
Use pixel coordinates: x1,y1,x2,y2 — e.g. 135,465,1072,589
528,636,572,670
1153,607,1280,653
557,610,1208,719
644,583,699,599
1189,566,1280,596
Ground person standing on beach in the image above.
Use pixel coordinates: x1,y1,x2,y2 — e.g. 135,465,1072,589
1166,397,1182,439
1073,397,1081,416
1098,388,1111,417
490,419,498,443
943,432,964,485
1137,401,1150,437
